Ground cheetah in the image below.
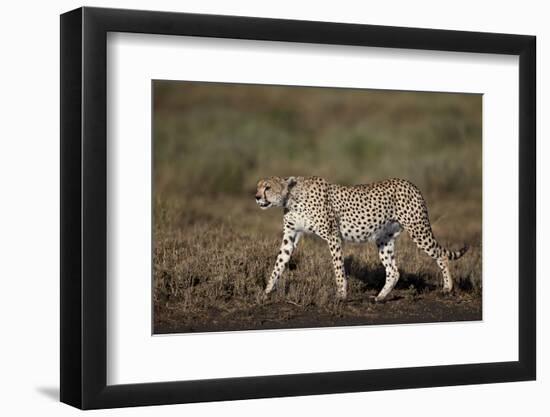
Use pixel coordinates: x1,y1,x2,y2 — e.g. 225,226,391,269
255,176,468,301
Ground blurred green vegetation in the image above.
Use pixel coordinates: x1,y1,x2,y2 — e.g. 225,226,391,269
153,81,482,200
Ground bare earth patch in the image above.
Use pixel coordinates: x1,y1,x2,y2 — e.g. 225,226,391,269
154,290,481,334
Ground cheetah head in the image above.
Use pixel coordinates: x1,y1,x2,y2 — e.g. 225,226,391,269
255,176,296,209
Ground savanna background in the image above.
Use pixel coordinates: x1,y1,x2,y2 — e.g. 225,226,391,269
153,81,482,334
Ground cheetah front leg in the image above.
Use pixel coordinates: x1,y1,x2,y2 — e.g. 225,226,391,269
265,227,300,295
326,234,347,299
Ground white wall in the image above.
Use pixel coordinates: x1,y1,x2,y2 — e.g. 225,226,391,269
0,0,545,415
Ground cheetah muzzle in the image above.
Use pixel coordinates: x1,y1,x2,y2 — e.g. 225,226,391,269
255,176,468,302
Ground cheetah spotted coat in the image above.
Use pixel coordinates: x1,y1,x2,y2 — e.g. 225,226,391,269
255,176,468,301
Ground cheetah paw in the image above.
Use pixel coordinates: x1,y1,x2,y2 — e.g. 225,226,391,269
373,295,387,303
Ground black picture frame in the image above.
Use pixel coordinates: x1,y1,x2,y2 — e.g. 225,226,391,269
60,6,536,410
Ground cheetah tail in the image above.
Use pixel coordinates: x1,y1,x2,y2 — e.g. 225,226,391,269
446,245,469,261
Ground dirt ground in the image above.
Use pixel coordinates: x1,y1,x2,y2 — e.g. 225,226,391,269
154,289,481,334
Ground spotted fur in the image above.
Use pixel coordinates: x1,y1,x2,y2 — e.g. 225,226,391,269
255,176,468,301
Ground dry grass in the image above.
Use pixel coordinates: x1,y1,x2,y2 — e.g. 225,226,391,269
152,81,482,333
153,196,482,332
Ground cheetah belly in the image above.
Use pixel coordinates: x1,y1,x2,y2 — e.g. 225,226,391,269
337,216,400,243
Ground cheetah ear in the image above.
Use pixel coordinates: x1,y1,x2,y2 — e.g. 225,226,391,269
286,176,297,188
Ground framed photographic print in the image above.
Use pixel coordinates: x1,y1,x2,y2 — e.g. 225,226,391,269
60,6,536,409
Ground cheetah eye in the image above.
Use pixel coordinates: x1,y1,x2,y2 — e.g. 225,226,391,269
265,186,271,191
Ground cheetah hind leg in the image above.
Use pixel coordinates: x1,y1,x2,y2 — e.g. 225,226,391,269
404,222,466,295
374,234,400,302
437,257,453,294
326,234,347,300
